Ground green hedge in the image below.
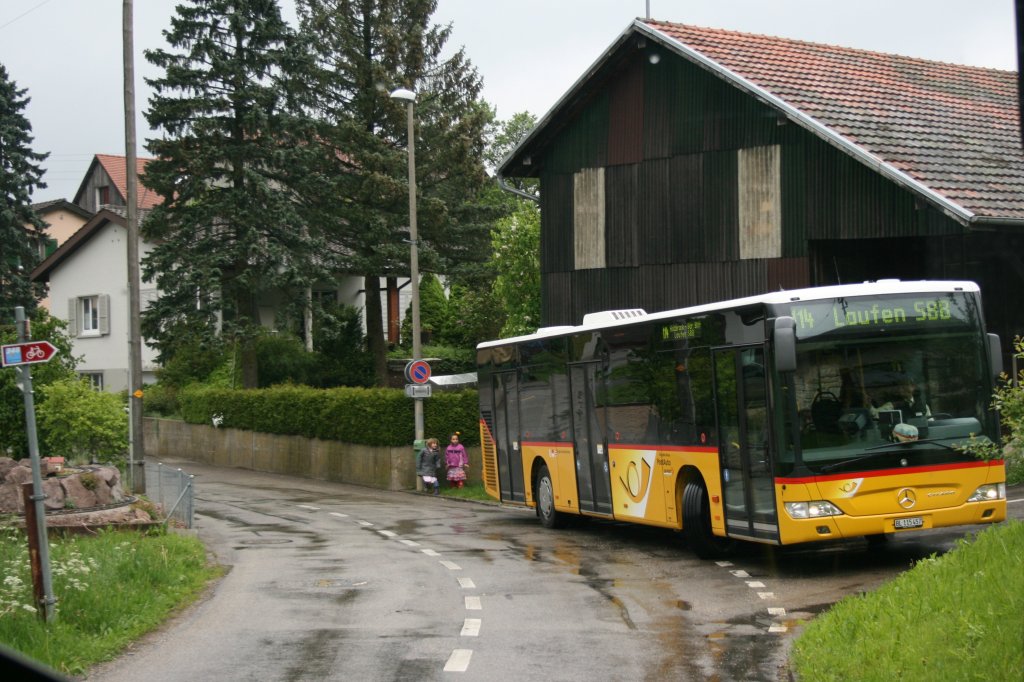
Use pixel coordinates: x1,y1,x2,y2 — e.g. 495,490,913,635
179,385,480,447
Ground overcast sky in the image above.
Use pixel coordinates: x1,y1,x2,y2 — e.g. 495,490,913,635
0,0,1016,203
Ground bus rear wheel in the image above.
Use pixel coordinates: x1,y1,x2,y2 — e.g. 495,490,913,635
682,480,736,559
536,465,566,529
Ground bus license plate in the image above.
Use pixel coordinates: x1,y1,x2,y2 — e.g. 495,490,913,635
894,517,924,530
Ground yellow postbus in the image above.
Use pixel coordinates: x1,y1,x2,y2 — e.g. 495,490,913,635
476,281,1007,557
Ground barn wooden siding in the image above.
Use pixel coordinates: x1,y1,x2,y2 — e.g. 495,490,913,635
534,48,973,327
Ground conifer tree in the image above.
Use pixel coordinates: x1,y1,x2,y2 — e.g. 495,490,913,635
296,0,494,384
141,0,324,387
0,64,48,321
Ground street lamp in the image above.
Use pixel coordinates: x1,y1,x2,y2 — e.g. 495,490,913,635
390,87,424,453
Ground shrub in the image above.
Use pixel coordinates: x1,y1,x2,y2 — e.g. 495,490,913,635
179,384,480,446
141,382,179,417
0,310,77,458
36,378,128,464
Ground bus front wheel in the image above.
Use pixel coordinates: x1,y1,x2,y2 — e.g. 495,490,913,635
682,480,735,559
536,465,566,529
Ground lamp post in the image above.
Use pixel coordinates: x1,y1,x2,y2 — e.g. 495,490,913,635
390,87,424,451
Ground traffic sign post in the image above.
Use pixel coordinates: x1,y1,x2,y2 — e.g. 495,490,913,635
404,359,432,385
1,340,57,367
4,308,56,622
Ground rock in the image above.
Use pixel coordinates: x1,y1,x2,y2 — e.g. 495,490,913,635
4,464,32,486
61,475,100,509
0,457,18,481
0,483,24,512
42,478,66,511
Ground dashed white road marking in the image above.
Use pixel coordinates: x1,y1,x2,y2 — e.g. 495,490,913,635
357,520,373,527
745,580,766,589
444,649,473,672
730,569,750,578
767,607,786,616
461,619,481,637
1007,498,1023,504
297,505,320,511
329,512,348,518
716,561,734,567
457,577,476,589
465,596,482,610
377,530,397,538
399,539,420,547
758,592,775,600
769,625,788,633
440,560,462,571
422,549,440,557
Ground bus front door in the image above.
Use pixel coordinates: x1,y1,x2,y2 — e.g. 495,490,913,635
569,363,612,515
714,347,780,543
491,371,526,502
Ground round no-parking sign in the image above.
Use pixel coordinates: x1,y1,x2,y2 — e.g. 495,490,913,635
404,360,432,384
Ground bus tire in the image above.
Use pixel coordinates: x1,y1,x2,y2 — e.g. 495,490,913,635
682,479,735,559
535,465,566,529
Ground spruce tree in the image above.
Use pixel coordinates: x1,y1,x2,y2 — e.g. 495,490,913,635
296,0,495,385
0,64,48,321
141,0,325,387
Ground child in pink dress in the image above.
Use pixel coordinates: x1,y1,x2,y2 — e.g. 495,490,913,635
444,433,469,488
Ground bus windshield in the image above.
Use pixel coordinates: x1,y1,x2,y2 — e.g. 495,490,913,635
780,292,994,475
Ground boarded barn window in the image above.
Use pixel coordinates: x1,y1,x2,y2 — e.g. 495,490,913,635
574,167,606,270
738,145,781,259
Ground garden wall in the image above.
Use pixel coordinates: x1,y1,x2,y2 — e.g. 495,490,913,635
142,418,482,491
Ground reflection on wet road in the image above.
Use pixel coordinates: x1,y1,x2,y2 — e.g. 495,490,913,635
87,463,1020,682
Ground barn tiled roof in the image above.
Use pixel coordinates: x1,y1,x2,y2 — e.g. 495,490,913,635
642,20,1023,223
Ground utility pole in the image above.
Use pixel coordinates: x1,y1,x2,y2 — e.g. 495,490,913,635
123,0,145,493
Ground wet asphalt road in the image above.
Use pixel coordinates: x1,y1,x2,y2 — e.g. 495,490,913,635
84,462,1023,682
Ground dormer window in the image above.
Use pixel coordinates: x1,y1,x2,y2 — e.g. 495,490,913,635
96,185,110,207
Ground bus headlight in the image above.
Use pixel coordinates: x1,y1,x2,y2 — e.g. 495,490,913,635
967,483,1005,502
784,501,844,519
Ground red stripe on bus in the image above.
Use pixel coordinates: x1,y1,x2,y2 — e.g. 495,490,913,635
775,459,1004,484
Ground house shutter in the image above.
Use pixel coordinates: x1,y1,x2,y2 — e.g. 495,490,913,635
68,298,79,338
99,294,110,335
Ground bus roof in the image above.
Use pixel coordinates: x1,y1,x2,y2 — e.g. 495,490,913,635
476,280,981,349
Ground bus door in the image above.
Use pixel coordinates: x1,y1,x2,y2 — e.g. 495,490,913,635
491,371,526,502
569,363,612,515
713,347,779,542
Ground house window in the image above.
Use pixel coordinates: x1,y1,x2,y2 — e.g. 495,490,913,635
82,296,100,334
80,372,104,390
96,186,111,207
68,294,110,338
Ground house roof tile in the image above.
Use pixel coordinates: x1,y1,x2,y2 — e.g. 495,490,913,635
642,20,1023,222
87,154,161,209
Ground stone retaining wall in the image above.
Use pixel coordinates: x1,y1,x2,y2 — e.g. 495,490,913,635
143,418,482,491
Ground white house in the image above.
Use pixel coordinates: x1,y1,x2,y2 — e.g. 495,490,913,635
31,208,161,391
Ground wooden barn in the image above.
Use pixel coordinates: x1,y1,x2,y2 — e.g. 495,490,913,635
498,19,1024,360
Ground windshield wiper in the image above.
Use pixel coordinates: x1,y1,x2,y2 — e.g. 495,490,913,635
818,439,958,474
863,438,958,453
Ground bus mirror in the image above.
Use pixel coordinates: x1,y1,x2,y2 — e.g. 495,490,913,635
987,333,1003,379
774,316,797,374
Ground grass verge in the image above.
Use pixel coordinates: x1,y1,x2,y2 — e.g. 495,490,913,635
437,482,495,502
791,520,1024,681
0,525,221,676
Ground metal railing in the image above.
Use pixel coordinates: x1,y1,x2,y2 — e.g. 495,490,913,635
145,462,195,529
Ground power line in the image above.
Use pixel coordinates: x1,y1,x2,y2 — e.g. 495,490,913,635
0,0,58,32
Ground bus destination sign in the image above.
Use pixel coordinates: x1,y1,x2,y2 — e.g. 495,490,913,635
788,296,969,338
